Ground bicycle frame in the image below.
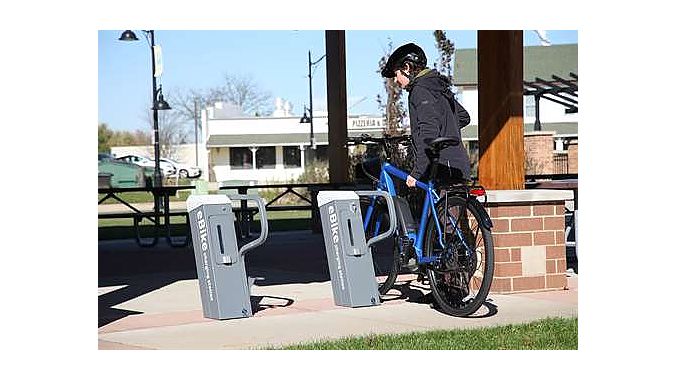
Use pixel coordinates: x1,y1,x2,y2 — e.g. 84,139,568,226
362,162,448,265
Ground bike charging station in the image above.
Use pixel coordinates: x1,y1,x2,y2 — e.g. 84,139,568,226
318,190,397,308
187,194,269,320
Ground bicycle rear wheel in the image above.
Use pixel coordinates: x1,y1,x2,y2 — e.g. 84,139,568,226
423,195,494,316
361,197,400,295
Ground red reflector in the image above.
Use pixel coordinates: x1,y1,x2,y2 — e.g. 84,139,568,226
469,188,486,196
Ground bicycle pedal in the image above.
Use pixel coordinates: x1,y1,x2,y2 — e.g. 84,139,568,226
402,258,418,271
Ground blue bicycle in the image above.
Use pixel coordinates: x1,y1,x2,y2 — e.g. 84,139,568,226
348,134,495,316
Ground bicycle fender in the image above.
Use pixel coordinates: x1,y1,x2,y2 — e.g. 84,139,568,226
470,197,493,230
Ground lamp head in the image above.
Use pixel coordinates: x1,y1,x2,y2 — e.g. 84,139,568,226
119,30,139,41
154,86,171,110
299,109,311,124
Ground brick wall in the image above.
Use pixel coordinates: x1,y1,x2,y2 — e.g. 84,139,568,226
486,200,568,293
524,132,555,175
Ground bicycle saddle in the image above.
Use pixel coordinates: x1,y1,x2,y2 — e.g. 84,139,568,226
425,137,460,151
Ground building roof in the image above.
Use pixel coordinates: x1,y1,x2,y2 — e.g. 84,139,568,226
206,129,385,147
208,133,328,147
453,43,578,85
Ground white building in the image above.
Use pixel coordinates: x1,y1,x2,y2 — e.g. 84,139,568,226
198,100,387,184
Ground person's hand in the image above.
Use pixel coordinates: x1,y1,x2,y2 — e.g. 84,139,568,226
406,175,417,188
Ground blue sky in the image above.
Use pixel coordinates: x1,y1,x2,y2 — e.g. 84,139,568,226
98,30,577,132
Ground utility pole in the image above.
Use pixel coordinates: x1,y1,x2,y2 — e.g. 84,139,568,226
194,99,199,166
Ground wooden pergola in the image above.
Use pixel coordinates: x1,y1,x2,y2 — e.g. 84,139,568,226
324,30,525,190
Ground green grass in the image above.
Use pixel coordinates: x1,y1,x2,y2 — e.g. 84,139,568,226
279,317,577,350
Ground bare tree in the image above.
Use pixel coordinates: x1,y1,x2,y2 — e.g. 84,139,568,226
169,87,209,125
375,40,414,179
141,104,191,159
215,74,272,116
433,30,456,82
170,73,273,123
376,40,407,135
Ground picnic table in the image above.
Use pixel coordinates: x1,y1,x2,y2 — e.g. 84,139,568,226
98,185,195,247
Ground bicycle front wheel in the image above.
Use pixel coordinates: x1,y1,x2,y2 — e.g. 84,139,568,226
361,197,400,295
423,196,494,317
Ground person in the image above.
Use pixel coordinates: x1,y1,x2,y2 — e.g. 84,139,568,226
381,42,471,188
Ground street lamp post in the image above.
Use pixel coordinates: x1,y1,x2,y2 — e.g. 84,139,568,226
119,30,171,189
119,30,171,228
299,50,325,162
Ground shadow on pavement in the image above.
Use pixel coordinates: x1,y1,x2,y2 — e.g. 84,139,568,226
251,295,295,314
98,231,329,327
99,271,194,328
98,230,498,326
99,231,330,283
381,279,498,318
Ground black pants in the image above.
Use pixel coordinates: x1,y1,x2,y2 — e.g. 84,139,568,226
406,163,466,219
431,163,466,186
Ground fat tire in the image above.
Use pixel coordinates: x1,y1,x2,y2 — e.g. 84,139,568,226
424,196,494,317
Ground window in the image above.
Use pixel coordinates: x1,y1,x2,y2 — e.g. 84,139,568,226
305,145,329,166
525,96,536,118
230,147,252,169
256,147,276,169
283,146,301,168
315,145,328,161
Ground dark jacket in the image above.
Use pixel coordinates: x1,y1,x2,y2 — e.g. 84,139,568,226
407,69,471,180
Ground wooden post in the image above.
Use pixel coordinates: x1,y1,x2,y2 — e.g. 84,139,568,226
325,30,348,183
477,30,524,190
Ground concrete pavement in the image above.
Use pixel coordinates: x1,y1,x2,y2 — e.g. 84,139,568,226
98,230,577,350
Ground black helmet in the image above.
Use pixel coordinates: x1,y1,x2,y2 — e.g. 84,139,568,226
381,43,427,78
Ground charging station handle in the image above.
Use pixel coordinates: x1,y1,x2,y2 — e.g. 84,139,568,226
355,190,397,248
229,194,269,256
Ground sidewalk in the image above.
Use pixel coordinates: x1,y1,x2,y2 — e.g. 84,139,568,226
98,231,577,350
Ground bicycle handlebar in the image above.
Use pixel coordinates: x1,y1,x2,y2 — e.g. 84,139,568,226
345,133,411,147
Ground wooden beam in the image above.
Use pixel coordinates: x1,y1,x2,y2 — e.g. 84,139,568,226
325,30,349,183
477,30,525,190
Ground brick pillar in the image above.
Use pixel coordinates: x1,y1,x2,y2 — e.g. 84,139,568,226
524,131,555,175
485,190,572,293
567,139,578,174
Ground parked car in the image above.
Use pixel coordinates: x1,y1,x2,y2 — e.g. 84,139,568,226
98,159,147,188
159,157,202,178
98,152,115,162
116,154,175,176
